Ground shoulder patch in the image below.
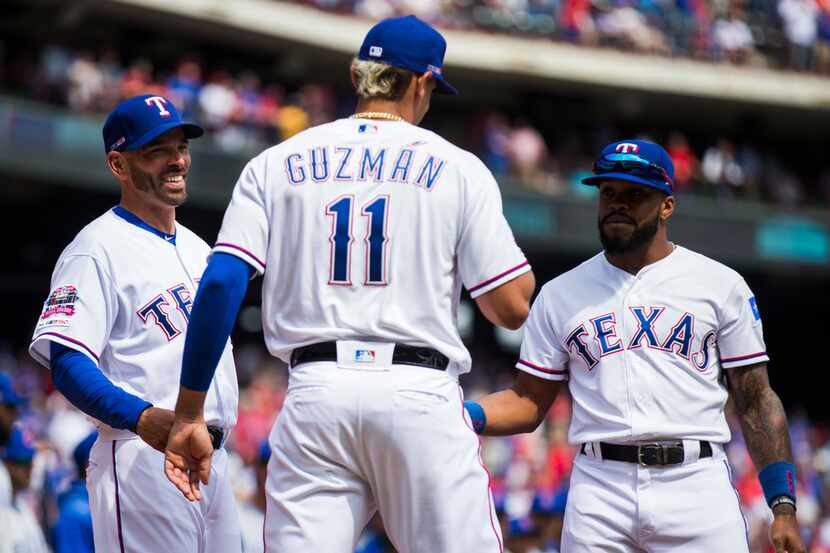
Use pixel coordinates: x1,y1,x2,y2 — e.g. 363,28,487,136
41,286,79,320
748,297,761,321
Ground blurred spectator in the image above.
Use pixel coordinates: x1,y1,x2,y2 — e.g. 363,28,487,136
239,440,269,553
119,58,160,100
816,0,830,72
0,426,49,553
778,0,819,70
483,112,512,176
666,131,699,193
166,59,203,119
97,47,123,112
199,70,241,130
52,431,96,553
595,0,670,55
712,1,758,63
559,0,598,43
232,366,285,464
702,138,747,196
66,50,103,112
0,372,26,508
506,121,553,193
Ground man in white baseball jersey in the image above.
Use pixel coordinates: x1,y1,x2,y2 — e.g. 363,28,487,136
464,139,805,553
28,94,241,552
164,15,535,553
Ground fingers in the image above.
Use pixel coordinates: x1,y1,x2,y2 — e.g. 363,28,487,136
164,456,198,502
197,454,212,486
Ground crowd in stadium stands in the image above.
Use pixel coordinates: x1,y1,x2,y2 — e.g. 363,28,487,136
2,43,829,206
303,0,830,73
2,341,830,553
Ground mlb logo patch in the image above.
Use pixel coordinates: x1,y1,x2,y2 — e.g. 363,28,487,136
355,349,376,363
358,123,378,134
369,46,383,57
748,297,761,321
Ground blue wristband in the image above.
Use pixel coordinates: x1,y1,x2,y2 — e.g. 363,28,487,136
464,401,486,434
758,461,797,506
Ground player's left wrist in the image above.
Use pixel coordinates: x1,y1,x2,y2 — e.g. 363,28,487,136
174,387,207,422
771,495,797,516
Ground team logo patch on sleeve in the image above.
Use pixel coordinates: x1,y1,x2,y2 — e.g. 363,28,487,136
749,297,761,321
41,286,79,319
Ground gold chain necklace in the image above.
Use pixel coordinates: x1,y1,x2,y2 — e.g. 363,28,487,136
351,111,406,123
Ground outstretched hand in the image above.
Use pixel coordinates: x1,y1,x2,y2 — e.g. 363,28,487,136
770,509,806,553
164,418,213,502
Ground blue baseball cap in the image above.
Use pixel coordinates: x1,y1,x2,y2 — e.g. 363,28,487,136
2,426,35,463
73,431,98,473
582,139,675,195
0,372,25,407
103,94,203,153
358,15,458,95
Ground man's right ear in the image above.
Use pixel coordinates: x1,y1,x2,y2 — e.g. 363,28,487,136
107,152,125,177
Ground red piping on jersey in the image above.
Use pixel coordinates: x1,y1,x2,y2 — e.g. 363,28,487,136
468,261,529,293
112,441,127,553
37,332,99,362
214,242,267,270
457,387,504,553
720,351,767,363
518,359,567,375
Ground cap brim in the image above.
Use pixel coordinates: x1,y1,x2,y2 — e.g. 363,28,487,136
434,74,458,95
124,121,204,151
582,172,672,195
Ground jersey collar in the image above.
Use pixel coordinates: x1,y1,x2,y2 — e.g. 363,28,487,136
112,206,177,245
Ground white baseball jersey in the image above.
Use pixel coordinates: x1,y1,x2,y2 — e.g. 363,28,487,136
29,207,238,430
213,118,530,377
518,246,768,445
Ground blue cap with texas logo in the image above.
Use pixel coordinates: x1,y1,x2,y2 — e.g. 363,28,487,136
582,139,675,195
102,94,204,153
358,15,458,95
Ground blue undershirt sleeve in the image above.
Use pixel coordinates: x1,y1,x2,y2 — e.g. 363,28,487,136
180,252,254,391
50,342,152,432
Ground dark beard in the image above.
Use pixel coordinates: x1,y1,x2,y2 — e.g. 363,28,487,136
128,164,187,207
599,211,660,255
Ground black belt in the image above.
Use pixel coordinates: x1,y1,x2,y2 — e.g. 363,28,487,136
581,441,712,466
207,425,225,450
290,341,449,371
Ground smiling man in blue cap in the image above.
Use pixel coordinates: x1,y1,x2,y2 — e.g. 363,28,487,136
465,139,804,552
29,94,242,553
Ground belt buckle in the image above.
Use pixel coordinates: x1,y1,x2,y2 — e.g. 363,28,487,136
638,443,664,466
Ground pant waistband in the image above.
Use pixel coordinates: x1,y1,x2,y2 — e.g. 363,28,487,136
290,341,449,371
580,440,713,466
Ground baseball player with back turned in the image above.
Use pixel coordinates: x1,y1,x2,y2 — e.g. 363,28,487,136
464,139,806,553
28,94,241,553
164,15,535,553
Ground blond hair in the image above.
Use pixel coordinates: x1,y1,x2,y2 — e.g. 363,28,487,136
351,57,415,101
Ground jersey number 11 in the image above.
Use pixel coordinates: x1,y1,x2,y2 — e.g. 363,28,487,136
326,195,389,286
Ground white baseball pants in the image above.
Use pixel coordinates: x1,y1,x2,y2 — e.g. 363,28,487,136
561,443,749,552
264,359,503,553
87,434,241,553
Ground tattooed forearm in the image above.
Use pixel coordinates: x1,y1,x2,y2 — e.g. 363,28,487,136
728,363,793,468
